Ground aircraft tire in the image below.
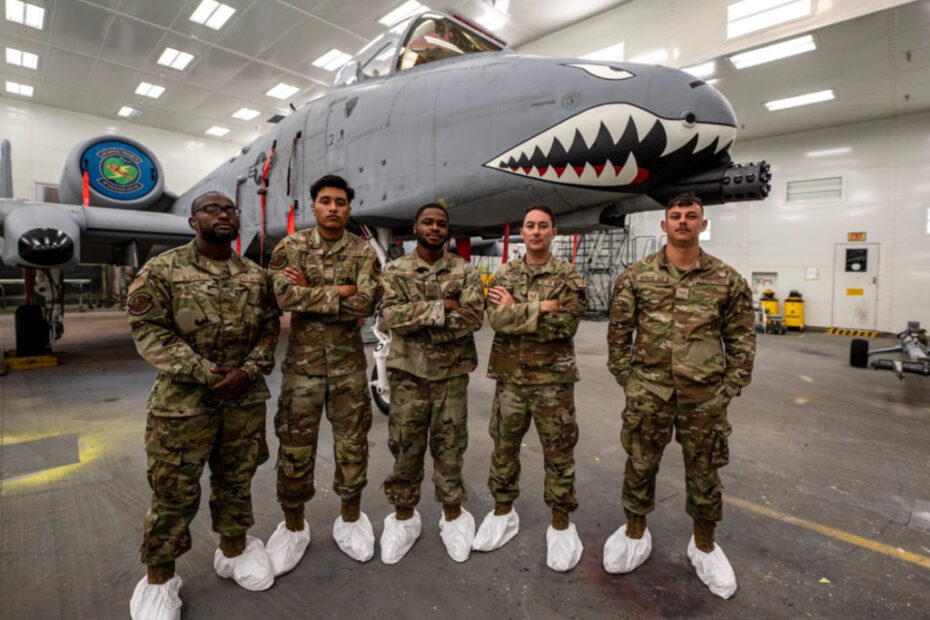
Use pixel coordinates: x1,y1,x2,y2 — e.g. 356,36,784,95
15,305,50,357
850,338,869,368
370,366,389,415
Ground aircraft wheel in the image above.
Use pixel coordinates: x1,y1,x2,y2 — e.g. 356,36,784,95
370,366,390,415
850,338,869,368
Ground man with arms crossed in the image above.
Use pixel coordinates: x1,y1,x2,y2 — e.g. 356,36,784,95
605,192,755,598
128,191,280,619
265,175,382,572
473,204,587,572
378,203,485,563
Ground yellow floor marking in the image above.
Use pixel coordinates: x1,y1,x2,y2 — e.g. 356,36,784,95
727,495,930,569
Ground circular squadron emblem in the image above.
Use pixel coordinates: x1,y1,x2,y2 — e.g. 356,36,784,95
84,140,158,200
128,292,154,316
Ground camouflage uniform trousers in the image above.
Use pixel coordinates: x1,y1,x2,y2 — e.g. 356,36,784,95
275,370,372,508
488,382,579,512
140,402,269,565
620,376,732,522
384,369,469,508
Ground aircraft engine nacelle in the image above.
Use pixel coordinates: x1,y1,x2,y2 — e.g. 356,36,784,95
58,135,165,210
1,205,81,270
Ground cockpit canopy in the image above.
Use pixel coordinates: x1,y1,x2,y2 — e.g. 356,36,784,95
334,13,504,86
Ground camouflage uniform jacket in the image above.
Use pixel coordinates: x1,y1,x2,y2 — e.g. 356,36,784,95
380,250,485,380
487,255,587,385
128,241,280,417
268,227,381,377
608,248,755,404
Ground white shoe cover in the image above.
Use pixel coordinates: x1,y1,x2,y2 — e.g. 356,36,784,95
472,509,520,552
213,536,274,591
379,511,422,564
546,523,584,572
439,509,476,562
333,512,375,562
687,535,738,599
603,525,653,574
129,574,182,620
266,520,310,576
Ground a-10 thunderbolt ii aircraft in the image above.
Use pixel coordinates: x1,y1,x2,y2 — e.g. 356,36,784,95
0,11,769,405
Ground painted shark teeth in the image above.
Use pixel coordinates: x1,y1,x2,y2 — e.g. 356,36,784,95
485,103,736,188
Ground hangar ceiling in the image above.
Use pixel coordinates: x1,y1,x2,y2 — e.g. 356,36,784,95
1,0,929,145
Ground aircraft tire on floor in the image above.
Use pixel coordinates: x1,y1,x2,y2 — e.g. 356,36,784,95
850,338,870,368
15,305,50,357
370,365,390,415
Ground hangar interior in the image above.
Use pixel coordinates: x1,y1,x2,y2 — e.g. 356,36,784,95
2,1,930,619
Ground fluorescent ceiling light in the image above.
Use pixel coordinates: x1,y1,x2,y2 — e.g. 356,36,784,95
5,46,38,69
265,82,300,99
232,107,260,120
805,146,851,158
118,106,140,118
205,126,230,137
5,0,45,29
727,0,812,39
581,42,625,62
683,60,715,79
135,81,165,98
5,80,33,96
729,34,816,69
630,48,669,65
312,49,352,72
189,0,236,30
157,47,195,71
765,88,833,111
379,0,427,27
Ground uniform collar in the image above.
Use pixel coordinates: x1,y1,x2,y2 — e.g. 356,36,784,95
658,245,708,274
518,253,557,275
310,226,348,254
412,249,450,274
185,240,248,276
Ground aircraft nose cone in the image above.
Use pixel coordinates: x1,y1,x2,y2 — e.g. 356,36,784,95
18,228,75,266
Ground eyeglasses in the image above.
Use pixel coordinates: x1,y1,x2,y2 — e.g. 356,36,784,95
195,204,241,217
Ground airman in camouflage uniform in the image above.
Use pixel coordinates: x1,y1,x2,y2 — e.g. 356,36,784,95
604,192,755,598
128,192,280,617
474,204,587,572
378,203,485,563
265,174,381,569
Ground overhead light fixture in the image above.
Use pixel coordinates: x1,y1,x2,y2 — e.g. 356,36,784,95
189,0,236,30
312,49,352,72
765,88,833,111
265,82,300,100
5,46,38,69
630,48,669,65
118,106,141,118
378,0,427,27
805,146,851,158
729,34,816,69
232,107,260,120
727,0,812,39
581,43,625,62
134,81,165,99
157,47,195,71
683,60,716,79
205,126,230,137
5,0,45,29
5,80,33,97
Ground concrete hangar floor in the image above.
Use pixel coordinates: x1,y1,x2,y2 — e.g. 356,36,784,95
1,310,928,619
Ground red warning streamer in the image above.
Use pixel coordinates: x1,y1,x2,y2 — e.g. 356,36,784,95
501,222,510,264
82,170,90,206
570,234,579,265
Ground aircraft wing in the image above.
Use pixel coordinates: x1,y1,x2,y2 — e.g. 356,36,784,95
0,199,193,269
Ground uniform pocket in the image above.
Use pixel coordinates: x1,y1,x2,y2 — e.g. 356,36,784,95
620,411,643,461
710,421,732,468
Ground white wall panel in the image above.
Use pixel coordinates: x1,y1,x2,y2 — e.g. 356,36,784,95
0,95,238,200
631,110,930,332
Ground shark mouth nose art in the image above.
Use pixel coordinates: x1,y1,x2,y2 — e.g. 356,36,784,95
484,103,737,188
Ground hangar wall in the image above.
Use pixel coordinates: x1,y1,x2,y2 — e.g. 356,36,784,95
0,95,239,202
629,110,930,333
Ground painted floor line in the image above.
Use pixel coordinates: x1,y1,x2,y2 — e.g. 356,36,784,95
727,495,930,569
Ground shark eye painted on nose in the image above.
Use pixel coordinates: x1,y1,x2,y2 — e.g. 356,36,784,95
680,111,697,128
565,63,635,81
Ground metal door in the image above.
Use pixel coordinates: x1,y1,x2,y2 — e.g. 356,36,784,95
831,243,879,329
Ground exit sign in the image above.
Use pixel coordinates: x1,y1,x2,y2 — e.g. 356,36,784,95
848,232,866,242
